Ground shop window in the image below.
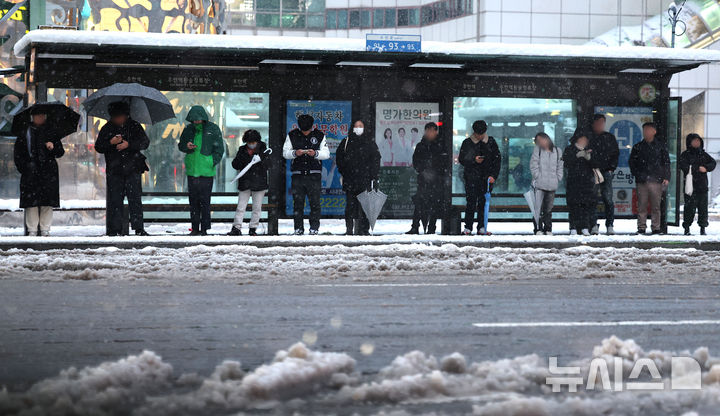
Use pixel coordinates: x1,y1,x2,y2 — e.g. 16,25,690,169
452,97,577,197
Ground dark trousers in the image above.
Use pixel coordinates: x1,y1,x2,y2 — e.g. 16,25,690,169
464,178,491,231
412,181,442,232
568,201,593,232
534,189,555,233
683,191,709,228
345,191,369,235
592,171,615,227
188,176,213,232
106,173,143,234
292,174,321,231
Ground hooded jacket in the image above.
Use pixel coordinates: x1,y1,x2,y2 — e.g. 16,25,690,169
629,137,671,184
178,106,225,177
679,135,717,193
530,144,563,192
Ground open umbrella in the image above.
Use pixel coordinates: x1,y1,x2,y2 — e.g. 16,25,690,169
523,188,540,226
483,178,493,233
356,183,387,232
11,102,81,139
83,83,175,125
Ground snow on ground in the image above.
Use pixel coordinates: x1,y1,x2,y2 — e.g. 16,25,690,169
1,336,719,416
1,238,719,283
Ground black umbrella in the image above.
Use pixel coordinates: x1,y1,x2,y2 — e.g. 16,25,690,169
82,83,175,125
11,102,81,139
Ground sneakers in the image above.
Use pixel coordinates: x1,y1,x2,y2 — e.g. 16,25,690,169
651,229,663,235
535,230,544,236
227,227,242,236
606,226,615,236
308,229,319,235
581,229,590,236
40,230,50,237
249,228,258,236
636,229,647,235
27,231,37,236
477,227,491,236
294,229,304,236
591,225,599,235
569,230,578,236
462,228,473,236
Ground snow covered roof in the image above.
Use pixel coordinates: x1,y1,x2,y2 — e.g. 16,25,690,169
15,30,720,70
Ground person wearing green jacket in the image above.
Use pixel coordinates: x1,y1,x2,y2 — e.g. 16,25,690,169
178,106,224,235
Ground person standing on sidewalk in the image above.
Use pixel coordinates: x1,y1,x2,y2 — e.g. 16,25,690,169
629,122,671,235
529,132,563,235
407,122,447,235
227,129,270,236
283,114,330,235
458,120,501,236
679,133,716,235
588,114,619,235
563,130,596,236
178,105,224,236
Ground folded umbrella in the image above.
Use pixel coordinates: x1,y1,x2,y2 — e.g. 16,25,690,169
523,188,540,226
83,83,175,125
483,178,493,232
11,102,80,139
357,183,388,233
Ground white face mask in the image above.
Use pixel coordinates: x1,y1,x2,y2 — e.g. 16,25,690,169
247,143,258,149
353,127,364,136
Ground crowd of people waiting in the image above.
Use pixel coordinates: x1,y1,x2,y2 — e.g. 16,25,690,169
13,103,716,237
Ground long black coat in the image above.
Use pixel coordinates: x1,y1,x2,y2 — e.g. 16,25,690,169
95,118,150,176
562,144,595,205
14,125,64,208
231,142,270,192
336,132,381,195
679,136,716,193
412,137,447,187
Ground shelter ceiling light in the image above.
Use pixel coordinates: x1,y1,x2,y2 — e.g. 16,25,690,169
260,59,320,65
409,63,464,69
335,61,393,66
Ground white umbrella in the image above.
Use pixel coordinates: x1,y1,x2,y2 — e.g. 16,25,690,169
523,188,539,225
230,148,271,183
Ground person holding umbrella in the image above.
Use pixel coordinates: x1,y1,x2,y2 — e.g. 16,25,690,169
13,107,66,236
458,120,501,236
94,101,150,236
336,119,381,235
178,105,224,236
529,132,563,235
227,129,269,236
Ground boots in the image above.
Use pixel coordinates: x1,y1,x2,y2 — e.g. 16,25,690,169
684,227,691,236
227,226,242,236
249,228,257,236
701,227,707,236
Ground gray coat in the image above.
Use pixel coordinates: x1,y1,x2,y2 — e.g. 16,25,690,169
530,145,563,191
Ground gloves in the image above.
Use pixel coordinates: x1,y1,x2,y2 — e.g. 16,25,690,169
576,150,591,161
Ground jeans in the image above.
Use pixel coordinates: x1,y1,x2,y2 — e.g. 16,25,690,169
291,174,322,231
683,191,709,228
106,173,143,234
592,171,615,228
636,181,663,232
533,189,555,233
233,189,266,230
188,176,213,232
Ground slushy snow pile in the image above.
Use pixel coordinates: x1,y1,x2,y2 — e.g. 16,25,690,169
1,244,719,283
1,336,720,415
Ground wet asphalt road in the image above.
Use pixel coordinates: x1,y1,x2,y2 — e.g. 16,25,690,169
1,277,720,391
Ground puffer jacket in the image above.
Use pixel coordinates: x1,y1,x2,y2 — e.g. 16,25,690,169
530,145,563,191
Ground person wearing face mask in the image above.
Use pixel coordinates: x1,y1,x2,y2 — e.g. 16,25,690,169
227,129,270,236
336,119,381,235
283,114,330,235
563,129,596,236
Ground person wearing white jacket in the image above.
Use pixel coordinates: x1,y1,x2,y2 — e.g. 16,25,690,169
529,132,563,235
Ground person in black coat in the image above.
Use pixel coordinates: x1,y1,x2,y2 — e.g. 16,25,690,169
679,133,717,235
228,130,270,236
458,120,501,235
588,114,620,235
563,130,596,236
407,122,447,235
629,122,671,235
13,108,64,236
94,101,150,236
336,119,381,235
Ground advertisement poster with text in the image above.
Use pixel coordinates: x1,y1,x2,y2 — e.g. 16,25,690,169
375,102,439,217
285,100,351,216
595,106,654,216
